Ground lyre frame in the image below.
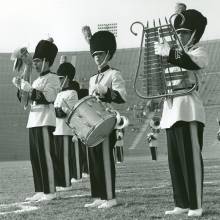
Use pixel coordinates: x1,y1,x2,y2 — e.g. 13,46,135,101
130,13,198,100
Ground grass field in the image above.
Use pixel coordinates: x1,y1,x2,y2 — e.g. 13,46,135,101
0,156,220,220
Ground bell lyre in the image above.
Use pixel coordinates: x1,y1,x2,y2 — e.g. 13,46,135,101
130,13,198,100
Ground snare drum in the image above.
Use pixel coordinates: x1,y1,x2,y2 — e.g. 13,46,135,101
66,96,117,147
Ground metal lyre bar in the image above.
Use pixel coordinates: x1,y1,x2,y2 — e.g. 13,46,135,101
163,17,176,94
166,16,187,90
158,18,169,95
146,21,149,95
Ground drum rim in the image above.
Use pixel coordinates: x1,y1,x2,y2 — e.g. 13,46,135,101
85,137,105,147
85,115,117,147
66,95,95,125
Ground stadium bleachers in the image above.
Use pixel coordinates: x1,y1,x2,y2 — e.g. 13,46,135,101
1,39,220,160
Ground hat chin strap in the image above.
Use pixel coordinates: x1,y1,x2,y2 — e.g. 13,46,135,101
98,51,110,70
41,58,46,73
184,30,196,50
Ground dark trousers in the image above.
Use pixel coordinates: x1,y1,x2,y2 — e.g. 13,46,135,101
54,135,78,187
166,121,204,210
69,139,82,180
114,145,124,163
149,146,158,161
88,130,116,200
79,141,89,174
29,126,56,194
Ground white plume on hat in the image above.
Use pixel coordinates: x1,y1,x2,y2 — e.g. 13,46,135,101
82,26,92,44
11,47,29,72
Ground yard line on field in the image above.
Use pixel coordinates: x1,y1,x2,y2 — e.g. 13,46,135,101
116,182,170,192
62,193,90,199
0,201,32,207
205,165,220,169
204,180,220,184
129,119,149,150
0,204,39,215
58,184,171,199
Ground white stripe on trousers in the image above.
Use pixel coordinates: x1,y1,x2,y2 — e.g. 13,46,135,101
63,136,70,187
190,122,202,209
74,139,80,179
42,127,55,193
102,138,113,200
86,144,90,173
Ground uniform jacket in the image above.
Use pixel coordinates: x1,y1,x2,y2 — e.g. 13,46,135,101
53,89,78,136
160,45,208,129
89,66,127,103
26,72,60,128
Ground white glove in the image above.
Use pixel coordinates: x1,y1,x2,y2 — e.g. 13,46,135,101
12,76,21,88
94,84,108,96
32,78,47,91
72,135,78,142
20,79,32,92
116,130,123,140
154,41,170,56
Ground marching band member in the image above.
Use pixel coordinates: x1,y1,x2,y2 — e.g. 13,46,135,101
53,62,81,191
77,87,90,177
12,38,60,201
83,30,127,208
146,119,160,161
154,9,208,217
114,129,125,163
63,79,89,180
68,81,84,183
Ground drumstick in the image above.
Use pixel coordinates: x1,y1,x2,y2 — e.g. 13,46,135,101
60,76,68,90
62,99,72,114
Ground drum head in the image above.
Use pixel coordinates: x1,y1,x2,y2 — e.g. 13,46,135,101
86,116,116,147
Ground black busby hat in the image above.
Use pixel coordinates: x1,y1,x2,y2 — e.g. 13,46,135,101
90,31,116,60
33,38,58,66
174,9,207,44
57,62,75,80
